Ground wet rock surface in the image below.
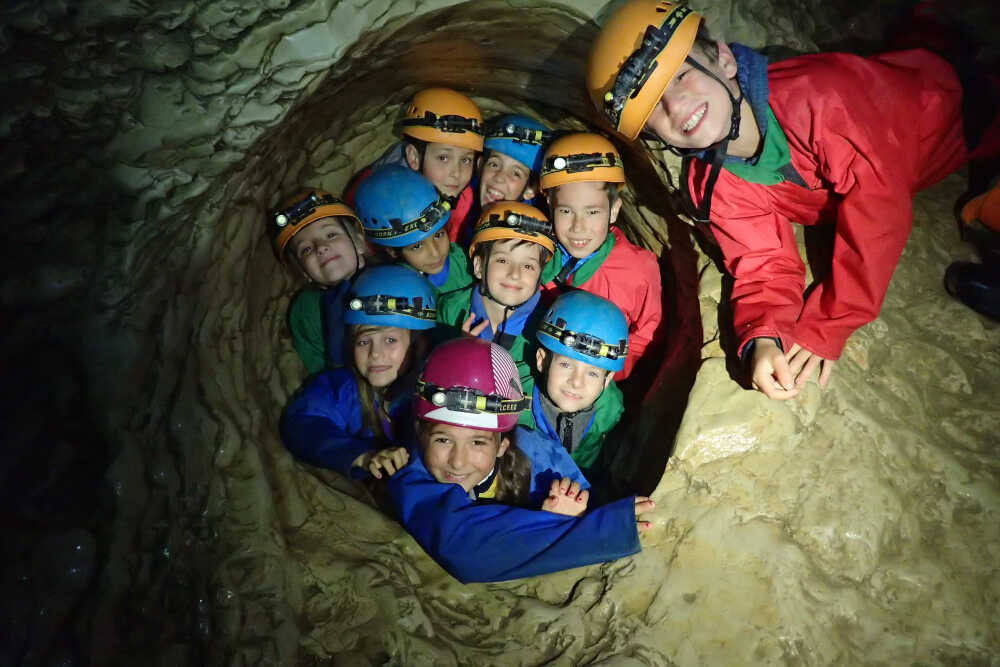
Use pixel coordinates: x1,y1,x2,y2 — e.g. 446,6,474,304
1,0,997,664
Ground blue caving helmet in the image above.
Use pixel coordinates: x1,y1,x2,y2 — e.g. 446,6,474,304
353,165,452,248
345,265,438,330
484,114,551,175
537,290,629,372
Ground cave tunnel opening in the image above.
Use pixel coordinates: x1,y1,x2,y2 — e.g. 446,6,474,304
4,0,1000,664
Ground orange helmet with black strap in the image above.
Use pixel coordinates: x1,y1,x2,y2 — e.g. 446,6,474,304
539,133,626,193
270,190,361,263
469,201,556,258
587,0,704,141
400,88,485,152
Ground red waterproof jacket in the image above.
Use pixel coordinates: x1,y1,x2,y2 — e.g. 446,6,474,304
687,50,968,360
541,227,663,380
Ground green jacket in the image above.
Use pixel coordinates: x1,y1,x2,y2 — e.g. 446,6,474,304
437,286,544,427
427,242,475,298
531,381,624,471
288,287,325,375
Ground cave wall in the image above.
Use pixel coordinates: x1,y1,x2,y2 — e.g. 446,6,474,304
2,0,998,665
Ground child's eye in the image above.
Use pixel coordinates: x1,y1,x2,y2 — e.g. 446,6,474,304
434,231,445,239
587,209,602,216
488,159,500,169
409,242,422,251
432,437,450,445
438,155,448,162
588,370,601,379
299,246,312,257
327,231,340,239
356,338,370,347
512,169,524,180
384,337,397,344
523,263,538,272
461,157,473,165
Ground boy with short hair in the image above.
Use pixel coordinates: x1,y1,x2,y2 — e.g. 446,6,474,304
534,290,628,474
587,0,998,399
353,165,474,297
436,201,556,408
270,190,368,374
539,132,663,381
345,87,483,239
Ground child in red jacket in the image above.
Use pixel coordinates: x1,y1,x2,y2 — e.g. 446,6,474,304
587,0,997,399
539,132,663,381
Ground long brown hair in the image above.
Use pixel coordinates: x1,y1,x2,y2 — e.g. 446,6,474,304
349,325,430,444
493,432,532,506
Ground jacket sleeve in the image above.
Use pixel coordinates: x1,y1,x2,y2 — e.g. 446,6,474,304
790,130,914,360
279,370,372,477
287,289,326,375
692,168,807,358
513,426,590,505
388,459,640,583
619,245,663,380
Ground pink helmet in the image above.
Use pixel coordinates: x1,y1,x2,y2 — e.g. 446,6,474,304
415,338,529,432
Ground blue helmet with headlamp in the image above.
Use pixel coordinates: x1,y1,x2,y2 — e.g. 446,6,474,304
484,115,551,174
345,265,437,330
354,166,452,248
537,290,629,372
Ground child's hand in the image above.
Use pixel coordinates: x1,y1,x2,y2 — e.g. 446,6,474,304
634,496,655,532
750,338,800,400
367,446,409,479
785,343,835,389
541,478,589,517
460,312,489,338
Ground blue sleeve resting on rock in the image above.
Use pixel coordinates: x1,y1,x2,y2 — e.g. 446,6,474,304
388,450,640,583
280,367,374,477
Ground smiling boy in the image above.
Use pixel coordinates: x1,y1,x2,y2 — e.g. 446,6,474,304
436,201,556,407
588,0,997,399
345,87,483,241
539,133,663,380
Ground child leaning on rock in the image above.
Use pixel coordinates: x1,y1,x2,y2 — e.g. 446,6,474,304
270,190,368,374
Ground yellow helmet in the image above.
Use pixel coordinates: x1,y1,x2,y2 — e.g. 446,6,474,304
400,87,485,151
539,133,625,192
271,190,360,262
587,0,703,140
470,201,555,258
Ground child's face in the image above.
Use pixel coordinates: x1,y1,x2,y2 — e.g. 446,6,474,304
400,229,450,275
352,325,411,388
643,44,740,151
292,218,364,286
549,181,622,259
410,142,476,198
473,239,543,307
537,349,612,413
478,152,533,208
421,422,510,493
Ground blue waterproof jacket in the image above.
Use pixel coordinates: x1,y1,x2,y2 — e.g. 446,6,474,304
388,426,640,583
281,367,411,477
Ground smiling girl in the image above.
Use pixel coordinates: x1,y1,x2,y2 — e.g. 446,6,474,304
270,190,368,374
388,337,655,583
280,265,436,479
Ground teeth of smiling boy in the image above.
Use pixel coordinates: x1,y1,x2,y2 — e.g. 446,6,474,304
683,105,706,132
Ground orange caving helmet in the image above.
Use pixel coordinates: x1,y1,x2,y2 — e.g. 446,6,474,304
539,133,626,192
400,87,485,152
470,201,556,258
588,0,704,140
270,190,360,262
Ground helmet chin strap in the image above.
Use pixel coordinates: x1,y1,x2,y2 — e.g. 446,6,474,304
478,245,535,344
654,55,745,223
